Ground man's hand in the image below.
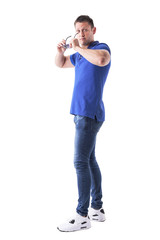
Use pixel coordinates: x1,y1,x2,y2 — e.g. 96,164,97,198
70,38,80,51
57,39,66,54
55,39,75,68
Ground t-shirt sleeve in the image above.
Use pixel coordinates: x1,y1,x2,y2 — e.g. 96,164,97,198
70,53,76,66
95,43,111,54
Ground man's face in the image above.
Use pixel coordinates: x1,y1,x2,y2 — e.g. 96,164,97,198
75,22,96,47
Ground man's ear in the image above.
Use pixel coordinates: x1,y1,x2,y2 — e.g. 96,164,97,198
92,27,96,35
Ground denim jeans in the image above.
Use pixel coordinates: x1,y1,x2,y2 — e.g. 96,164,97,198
73,115,104,217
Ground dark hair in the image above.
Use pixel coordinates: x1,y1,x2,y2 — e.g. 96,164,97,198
74,15,94,29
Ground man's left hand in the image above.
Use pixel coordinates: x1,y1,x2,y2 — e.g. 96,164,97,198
70,38,80,51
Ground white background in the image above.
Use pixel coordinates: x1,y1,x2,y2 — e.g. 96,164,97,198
0,0,160,239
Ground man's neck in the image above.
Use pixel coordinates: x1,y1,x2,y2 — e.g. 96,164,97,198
81,41,94,49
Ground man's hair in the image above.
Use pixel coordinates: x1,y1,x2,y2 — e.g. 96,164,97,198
74,15,94,29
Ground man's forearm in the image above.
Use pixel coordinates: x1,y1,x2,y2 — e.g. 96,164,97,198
74,46,110,67
55,52,66,68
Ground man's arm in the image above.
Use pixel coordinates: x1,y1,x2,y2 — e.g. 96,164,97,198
55,39,74,68
75,47,110,67
70,39,111,67
55,54,74,68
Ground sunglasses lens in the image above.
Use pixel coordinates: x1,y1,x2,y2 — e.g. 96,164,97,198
63,44,70,49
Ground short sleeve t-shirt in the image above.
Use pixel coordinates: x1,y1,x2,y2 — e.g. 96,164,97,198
70,41,111,122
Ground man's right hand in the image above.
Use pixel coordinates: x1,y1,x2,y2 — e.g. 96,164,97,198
55,39,74,68
57,39,66,54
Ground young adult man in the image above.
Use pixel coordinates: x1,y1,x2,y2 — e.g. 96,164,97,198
55,15,111,232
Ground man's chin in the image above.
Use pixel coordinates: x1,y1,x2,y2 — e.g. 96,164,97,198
80,40,89,47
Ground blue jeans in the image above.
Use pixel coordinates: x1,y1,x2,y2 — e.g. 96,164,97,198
73,115,104,217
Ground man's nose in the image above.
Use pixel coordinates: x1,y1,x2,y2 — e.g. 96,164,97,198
79,30,85,36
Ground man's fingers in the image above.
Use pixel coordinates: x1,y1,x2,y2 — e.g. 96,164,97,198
69,43,72,48
57,39,66,48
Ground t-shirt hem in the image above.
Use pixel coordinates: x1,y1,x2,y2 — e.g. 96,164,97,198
70,111,105,122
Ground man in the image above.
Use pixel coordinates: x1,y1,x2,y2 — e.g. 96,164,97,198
55,15,111,232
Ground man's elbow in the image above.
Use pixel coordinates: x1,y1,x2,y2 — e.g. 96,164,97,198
99,53,111,66
55,62,62,68
55,55,66,68
56,63,64,68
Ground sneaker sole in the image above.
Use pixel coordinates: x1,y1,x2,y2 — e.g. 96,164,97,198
57,226,91,232
90,217,106,222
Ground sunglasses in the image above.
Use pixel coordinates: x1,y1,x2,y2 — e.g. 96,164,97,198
63,33,78,49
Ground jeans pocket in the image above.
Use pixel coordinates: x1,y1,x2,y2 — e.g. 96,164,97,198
74,115,84,124
74,115,77,123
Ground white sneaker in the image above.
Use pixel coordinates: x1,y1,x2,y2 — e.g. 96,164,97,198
89,208,106,222
57,213,91,232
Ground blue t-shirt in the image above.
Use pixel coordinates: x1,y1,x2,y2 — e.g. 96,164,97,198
70,41,111,122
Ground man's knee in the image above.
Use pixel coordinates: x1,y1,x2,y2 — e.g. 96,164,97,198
74,153,89,170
